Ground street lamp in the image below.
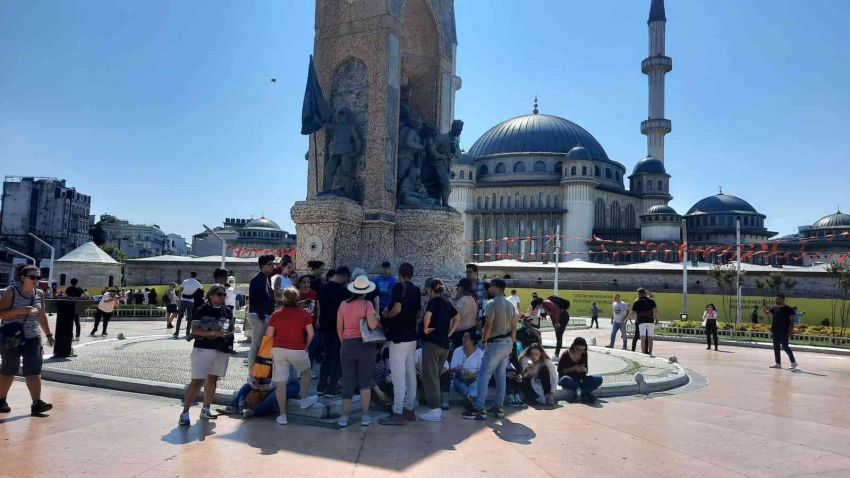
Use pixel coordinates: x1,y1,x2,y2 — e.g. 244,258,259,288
28,233,54,286
203,225,227,269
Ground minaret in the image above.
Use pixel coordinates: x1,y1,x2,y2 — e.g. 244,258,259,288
641,0,672,162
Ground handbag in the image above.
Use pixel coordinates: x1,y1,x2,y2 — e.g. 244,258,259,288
250,335,274,378
1,287,35,352
360,302,386,344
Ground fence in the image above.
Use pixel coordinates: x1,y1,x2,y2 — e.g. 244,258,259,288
82,307,165,318
626,323,850,348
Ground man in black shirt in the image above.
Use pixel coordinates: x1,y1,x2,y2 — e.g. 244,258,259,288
762,294,797,369
247,255,276,370
629,288,658,355
316,266,351,397
64,278,84,340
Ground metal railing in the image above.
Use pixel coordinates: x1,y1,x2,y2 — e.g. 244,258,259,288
625,323,850,348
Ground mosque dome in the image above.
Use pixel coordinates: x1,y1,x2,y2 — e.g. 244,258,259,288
811,210,850,230
686,193,758,215
567,145,590,161
455,153,476,165
645,205,678,215
244,217,282,230
467,113,609,160
632,156,666,175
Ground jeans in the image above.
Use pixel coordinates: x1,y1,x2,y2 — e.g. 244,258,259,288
451,377,478,398
389,340,417,414
559,375,603,395
421,342,450,410
174,300,195,336
772,331,796,364
472,340,513,410
231,382,299,416
554,321,568,357
317,329,341,393
609,322,627,347
246,313,267,371
705,319,718,348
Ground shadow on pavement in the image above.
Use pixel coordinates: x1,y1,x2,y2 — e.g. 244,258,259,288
489,416,536,445
161,421,217,444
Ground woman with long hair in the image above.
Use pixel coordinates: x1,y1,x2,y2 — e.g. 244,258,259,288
419,278,459,422
557,337,603,403
179,284,233,425
518,343,558,405
336,275,380,427
704,303,719,351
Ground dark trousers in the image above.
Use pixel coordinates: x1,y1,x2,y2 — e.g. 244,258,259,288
631,324,641,352
318,329,341,393
554,320,568,357
590,316,599,328
91,309,111,334
73,314,81,338
421,342,450,410
521,368,552,401
705,319,718,348
772,332,796,364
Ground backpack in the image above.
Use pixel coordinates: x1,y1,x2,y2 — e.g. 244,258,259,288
547,295,570,311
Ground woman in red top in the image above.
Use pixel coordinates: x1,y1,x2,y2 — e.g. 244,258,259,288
265,288,318,425
298,275,319,322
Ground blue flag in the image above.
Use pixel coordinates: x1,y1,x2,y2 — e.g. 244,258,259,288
301,55,330,135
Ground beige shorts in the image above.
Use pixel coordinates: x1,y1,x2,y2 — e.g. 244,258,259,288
190,347,229,379
638,323,656,338
271,347,311,382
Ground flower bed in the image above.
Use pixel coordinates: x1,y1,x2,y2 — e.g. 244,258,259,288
666,320,850,338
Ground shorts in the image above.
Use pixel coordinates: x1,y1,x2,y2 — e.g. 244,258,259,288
0,337,43,376
166,304,178,313
638,323,656,337
190,347,229,379
271,347,311,381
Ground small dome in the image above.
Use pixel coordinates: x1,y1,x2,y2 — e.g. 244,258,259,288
468,114,609,159
632,156,666,175
567,145,590,161
454,153,475,165
645,205,678,215
687,193,758,215
244,217,281,230
811,210,850,230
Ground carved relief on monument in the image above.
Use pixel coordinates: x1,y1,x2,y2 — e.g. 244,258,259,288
326,57,369,203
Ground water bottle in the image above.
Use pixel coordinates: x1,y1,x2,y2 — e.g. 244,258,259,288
238,397,246,413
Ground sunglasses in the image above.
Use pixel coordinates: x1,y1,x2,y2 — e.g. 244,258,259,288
25,275,41,280
214,292,227,297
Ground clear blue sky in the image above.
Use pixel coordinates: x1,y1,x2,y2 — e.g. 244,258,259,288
2,0,849,241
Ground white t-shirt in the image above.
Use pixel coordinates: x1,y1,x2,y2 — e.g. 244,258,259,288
225,286,236,307
612,301,630,323
449,346,483,374
272,275,293,293
141,290,149,304
98,292,116,313
507,295,521,315
180,278,202,301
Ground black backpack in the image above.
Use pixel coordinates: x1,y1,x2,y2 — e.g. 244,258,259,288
547,295,570,311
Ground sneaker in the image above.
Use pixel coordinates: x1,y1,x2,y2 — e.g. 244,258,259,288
487,406,505,418
73,337,80,342
418,408,442,422
714,347,719,351
101,332,108,336
378,412,405,426
299,395,319,410
622,346,628,350
220,405,239,414
769,363,782,369
0,400,10,413
242,409,254,419
311,370,319,379
89,332,97,337
179,412,190,426
441,392,450,410
276,414,288,425
706,346,711,350
361,414,373,427
31,400,52,415
789,362,798,370
172,334,179,339
166,324,175,329
604,345,613,349
199,407,217,420
403,408,416,421
462,409,486,420
338,415,348,428
507,394,516,406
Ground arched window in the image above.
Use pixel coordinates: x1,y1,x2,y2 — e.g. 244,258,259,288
647,181,653,191
478,165,488,176
571,166,577,176
611,201,621,229
485,197,489,209
59,274,66,286
554,195,561,208
538,192,543,207
513,162,526,173
594,165,600,177
581,166,587,176
657,180,663,191
492,193,497,207
637,180,643,191
507,219,516,255
616,171,621,182
495,162,506,173
470,171,474,180
499,196,504,209
519,219,527,255
523,196,528,208
472,218,481,258
484,219,492,255
594,198,606,228
450,170,456,179
459,170,465,179
555,162,563,175
605,168,612,179
530,219,538,254
534,161,546,172
495,219,504,254
625,204,636,228
477,197,482,209
507,196,512,209
531,196,536,208
546,195,551,208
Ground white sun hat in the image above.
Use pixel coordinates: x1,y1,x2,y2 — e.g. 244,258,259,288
347,275,376,295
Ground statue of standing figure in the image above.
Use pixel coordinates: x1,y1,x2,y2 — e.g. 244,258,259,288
323,107,363,201
397,115,423,186
426,119,463,208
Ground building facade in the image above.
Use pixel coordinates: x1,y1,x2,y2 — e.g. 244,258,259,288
0,176,92,260
191,217,296,258
166,233,189,256
100,214,168,259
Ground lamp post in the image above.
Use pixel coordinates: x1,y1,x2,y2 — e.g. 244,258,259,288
682,218,688,319
203,225,227,269
1,245,36,285
28,233,54,286
736,219,742,324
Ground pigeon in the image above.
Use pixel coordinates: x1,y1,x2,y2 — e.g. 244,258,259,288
270,78,276,83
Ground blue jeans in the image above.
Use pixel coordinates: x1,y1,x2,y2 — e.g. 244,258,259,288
451,377,478,398
559,375,603,395
231,382,299,416
609,322,627,347
472,340,513,410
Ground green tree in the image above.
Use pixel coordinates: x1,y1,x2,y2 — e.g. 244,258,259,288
100,243,127,262
708,264,745,326
826,264,850,338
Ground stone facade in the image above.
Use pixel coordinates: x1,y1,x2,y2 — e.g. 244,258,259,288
124,259,259,287
394,208,463,278
55,262,122,291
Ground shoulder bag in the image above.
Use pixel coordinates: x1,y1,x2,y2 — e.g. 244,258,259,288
0,287,33,352
360,301,386,344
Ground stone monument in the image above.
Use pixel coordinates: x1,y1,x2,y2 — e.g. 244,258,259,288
291,0,464,277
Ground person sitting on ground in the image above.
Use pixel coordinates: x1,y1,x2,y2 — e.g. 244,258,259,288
449,330,483,411
221,365,301,418
506,342,528,409
371,346,393,411
516,316,542,355
518,343,558,405
265,287,319,425
557,337,603,403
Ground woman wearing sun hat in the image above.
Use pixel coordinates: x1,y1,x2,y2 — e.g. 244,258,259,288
337,275,380,427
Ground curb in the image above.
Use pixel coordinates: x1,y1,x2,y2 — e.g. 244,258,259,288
645,335,850,356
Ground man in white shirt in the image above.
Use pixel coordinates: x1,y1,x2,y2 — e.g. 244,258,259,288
507,289,521,318
174,271,202,338
225,276,237,311
90,290,119,337
606,294,630,350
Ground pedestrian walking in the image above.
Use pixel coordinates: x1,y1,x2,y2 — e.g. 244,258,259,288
590,302,600,328
174,271,203,338
606,294,629,350
703,303,719,351
763,295,798,369
90,288,119,336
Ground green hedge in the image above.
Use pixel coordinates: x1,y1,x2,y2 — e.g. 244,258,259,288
665,320,850,338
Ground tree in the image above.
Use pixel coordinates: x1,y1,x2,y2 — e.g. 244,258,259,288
100,243,127,262
708,264,745,326
826,264,850,338
764,272,797,297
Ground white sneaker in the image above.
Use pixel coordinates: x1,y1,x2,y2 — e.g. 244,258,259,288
361,414,373,426
418,408,442,422
311,370,319,379
199,407,217,419
769,363,782,369
789,362,798,370
300,395,319,410
338,415,349,428
276,414,288,425
178,412,190,426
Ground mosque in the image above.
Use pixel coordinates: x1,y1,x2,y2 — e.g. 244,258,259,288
448,0,848,267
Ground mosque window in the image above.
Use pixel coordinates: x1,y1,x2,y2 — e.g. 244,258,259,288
657,180,663,191
727,216,733,226
594,198,606,228
495,162,506,174
546,195,551,207
477,197,482,209
554,195,561,208
637,180,643,191
470,171,474,180
582,166,587,176
611,201,621,228
616,171,621,182
460,170,465,179
534,161,546,172
507,196,512,209
555,162,563,175
523,196,528,208
493,193,497,207
519,218,527,255
571,166,577,176
625,204,636,229
450,170,456,179
605,168,612,179
499,196,504,209
479,165,488,176
531,196,536,208
484,219,492,254
594,165,600,177
485,197,489,209
538,192,543,207
711,216,716,226
513,162,526,173
507,219,515,254
515,193,519,206
647,181,653,191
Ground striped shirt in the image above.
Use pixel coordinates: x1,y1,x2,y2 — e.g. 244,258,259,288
7,285,43,339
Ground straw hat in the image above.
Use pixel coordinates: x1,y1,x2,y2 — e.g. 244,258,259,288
347,275,376,295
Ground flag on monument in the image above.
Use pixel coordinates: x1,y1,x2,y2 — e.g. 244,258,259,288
301,55,331,135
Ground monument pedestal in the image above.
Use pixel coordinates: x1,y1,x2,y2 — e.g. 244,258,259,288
292,197,463,278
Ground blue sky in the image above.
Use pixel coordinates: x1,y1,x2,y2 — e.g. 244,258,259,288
2,0,849,241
